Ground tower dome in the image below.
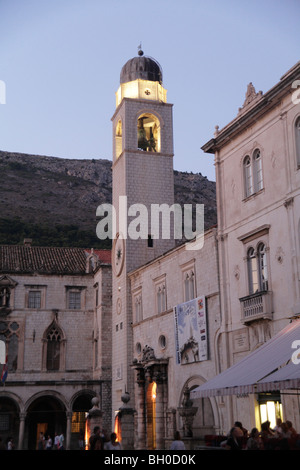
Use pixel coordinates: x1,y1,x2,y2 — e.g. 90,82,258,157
120,50,163,84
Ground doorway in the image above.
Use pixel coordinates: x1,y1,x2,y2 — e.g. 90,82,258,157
146,382,157,449
26,395,66,450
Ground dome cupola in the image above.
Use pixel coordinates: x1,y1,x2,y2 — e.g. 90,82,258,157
120,49,163,84
115,49,167,107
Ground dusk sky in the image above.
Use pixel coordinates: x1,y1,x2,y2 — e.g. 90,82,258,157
0,0,299,181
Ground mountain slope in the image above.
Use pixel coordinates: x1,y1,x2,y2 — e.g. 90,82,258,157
0,150,217,247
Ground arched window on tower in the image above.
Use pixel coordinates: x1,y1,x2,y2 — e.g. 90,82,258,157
295,116,300,166
115,119,123,159
137,113,161,153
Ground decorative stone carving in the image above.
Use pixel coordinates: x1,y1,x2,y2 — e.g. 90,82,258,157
178,387,197,437
142,345,156,362
238,82,263,113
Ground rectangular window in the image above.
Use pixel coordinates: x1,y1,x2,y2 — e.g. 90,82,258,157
28,290,41,309
68,291,81,310
134,293,143,323
184,272,195,301
157,285,166,314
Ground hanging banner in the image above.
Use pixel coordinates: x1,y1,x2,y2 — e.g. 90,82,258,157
174,296,207,365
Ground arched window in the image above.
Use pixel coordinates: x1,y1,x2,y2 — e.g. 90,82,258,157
184,271,195,301
115,119,122,159
243,149,263,198
295,116,300,166
243,156,253,197
247,244,268,294
46,325,62,370
157,284,166,314
137,113,160,152
253,149,263,192
247,247,258,294
257,243,268,291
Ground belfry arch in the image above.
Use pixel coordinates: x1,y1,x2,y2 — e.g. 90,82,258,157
137,113,161,153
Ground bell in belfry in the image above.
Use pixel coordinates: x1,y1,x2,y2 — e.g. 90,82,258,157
137,117,149,151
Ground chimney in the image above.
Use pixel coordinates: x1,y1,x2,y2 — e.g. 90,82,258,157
23,238,32,246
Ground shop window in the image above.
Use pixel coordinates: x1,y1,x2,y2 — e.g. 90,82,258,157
258,392,282,430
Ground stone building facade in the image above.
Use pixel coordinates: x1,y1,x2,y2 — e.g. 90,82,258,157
0,244,111,449
1,53,299,450
129,228,221,448
194,60,300,433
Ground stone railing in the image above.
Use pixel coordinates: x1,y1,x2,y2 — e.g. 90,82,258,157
239,291,273,324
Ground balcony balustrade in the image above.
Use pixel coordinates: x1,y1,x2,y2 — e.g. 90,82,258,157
239,291,273,324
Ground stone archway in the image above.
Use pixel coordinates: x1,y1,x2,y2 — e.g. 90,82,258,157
0,395,20,448
179,377,218,438
70,391,95,450
25,394,67,450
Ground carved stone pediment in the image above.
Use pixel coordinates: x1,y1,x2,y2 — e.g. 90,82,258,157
0,275,18,288
238,82,263,114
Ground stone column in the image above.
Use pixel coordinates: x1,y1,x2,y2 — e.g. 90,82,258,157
135,366,146,450
118,392,135,450
66,411,72,450
18,412,26,450
87,397,103,442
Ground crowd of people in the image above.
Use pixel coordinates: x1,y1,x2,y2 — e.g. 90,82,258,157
221,419,300,450
37,431,65,450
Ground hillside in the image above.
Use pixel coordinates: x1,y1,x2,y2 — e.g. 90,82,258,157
0,150,217,248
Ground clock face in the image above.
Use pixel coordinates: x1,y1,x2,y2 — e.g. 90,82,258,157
113,233,125,276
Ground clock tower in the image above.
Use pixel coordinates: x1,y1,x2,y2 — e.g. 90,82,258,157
111,49,175,420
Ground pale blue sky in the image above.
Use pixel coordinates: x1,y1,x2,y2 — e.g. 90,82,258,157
0,0,299,181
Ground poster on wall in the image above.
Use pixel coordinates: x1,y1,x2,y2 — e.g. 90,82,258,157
174,296,207,365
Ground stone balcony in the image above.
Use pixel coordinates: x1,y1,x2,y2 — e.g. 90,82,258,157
239,291,273,324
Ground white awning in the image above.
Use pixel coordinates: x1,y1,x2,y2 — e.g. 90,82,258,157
257,360,300,392
191,318,300,398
